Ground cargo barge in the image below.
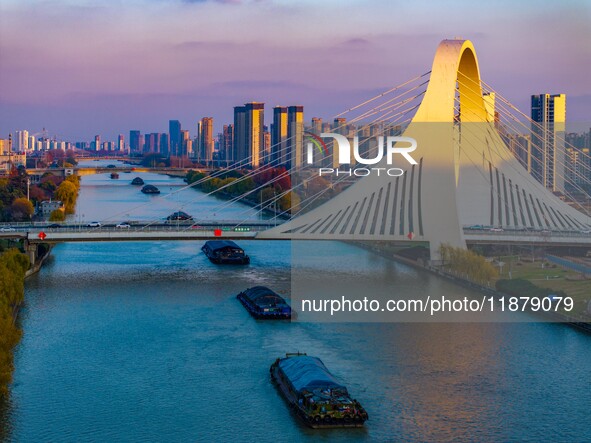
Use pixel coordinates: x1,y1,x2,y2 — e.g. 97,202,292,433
141,184,160,194
236,286,292,319
270,353,368,428
201,240,250,264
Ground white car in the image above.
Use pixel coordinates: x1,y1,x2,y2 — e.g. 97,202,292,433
489,227,504,232
0,226,16,232
87,221,101,228
116,222,131,229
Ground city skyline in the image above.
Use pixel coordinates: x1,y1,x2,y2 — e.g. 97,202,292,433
0,0,590,140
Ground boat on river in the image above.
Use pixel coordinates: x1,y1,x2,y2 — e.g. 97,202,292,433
141,184,160,194
110,172,119,179
131,177,145,185
201,240,250,264
270,353,368,428
236,286,291,319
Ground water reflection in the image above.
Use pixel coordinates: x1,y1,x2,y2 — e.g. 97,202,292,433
3,169,590,442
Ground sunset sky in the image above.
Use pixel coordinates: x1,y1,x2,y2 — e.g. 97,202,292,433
1,0,590,140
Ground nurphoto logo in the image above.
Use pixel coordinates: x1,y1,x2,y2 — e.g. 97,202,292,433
305,132,418,177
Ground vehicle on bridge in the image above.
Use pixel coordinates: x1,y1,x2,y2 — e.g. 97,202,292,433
87,222,101,228
166,211,193,221
270,353,368,428
236,286,292,319
131,177,144,185
141,185,160,194
116,222,131,229
201,240,250,264
0,226,16,232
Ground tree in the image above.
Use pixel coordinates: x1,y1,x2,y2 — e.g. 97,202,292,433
279,191,301,213
10,198,34,221
55,180,78,214
49,209,65,221
0,249,29,396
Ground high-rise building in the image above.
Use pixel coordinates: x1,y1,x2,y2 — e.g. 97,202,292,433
331,118,348,168
160,133,169,157
181,129,190,158
311,117,323,135
287,105,304,169
222,124,234,164
234,102,265,168
14,130,29,152
246,102,265,168
271,106,288,166
169,120,182,157
483,92,498,123
130,130,141,153
263,126,271,164
505,133,532,173
118,134,125,151
531,93,566,192
199,117,214,165
144,133,161,153
233,106,246,165
94,135,101,151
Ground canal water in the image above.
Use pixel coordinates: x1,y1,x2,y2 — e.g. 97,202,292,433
2,163,591,442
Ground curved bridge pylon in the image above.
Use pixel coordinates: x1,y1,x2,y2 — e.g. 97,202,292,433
258,39,591,259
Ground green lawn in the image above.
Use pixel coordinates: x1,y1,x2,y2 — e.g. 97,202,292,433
498,258,591,312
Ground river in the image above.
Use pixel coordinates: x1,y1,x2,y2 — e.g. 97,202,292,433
2,162,590,442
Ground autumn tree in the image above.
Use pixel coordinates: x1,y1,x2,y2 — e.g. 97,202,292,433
10,198,34,221
49,209,65,221
55,180,78,214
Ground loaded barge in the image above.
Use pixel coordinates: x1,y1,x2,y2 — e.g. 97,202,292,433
202,240,250,264
270,353,368,428
236,286,292,319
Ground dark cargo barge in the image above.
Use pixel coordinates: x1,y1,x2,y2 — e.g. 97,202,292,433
201,240,250,264
270,353,368,428
236,286,292,319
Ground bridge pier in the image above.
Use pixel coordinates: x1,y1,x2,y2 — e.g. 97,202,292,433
24,241,38,266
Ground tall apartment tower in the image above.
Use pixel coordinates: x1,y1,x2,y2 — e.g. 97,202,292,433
233,102,265,168
287,105,304,169
130,130,141,153
311,117,323,134
332,118,348,168
263,126,271,164
169,120,182,157
245,102,265,168
199,117,214,165
271,106,288,166
531,94,566,193
181,130,190,157
233,106,246,165
222,124,234,164
14,130,29,152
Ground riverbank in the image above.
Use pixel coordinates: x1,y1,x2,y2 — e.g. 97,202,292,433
354,241,591,334
24,244,52,279
0,249,29,397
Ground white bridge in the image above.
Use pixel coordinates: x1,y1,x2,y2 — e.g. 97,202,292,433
3,39,590,261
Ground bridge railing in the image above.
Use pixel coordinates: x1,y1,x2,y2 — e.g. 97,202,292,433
0,220,279,234
463,227,591,239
